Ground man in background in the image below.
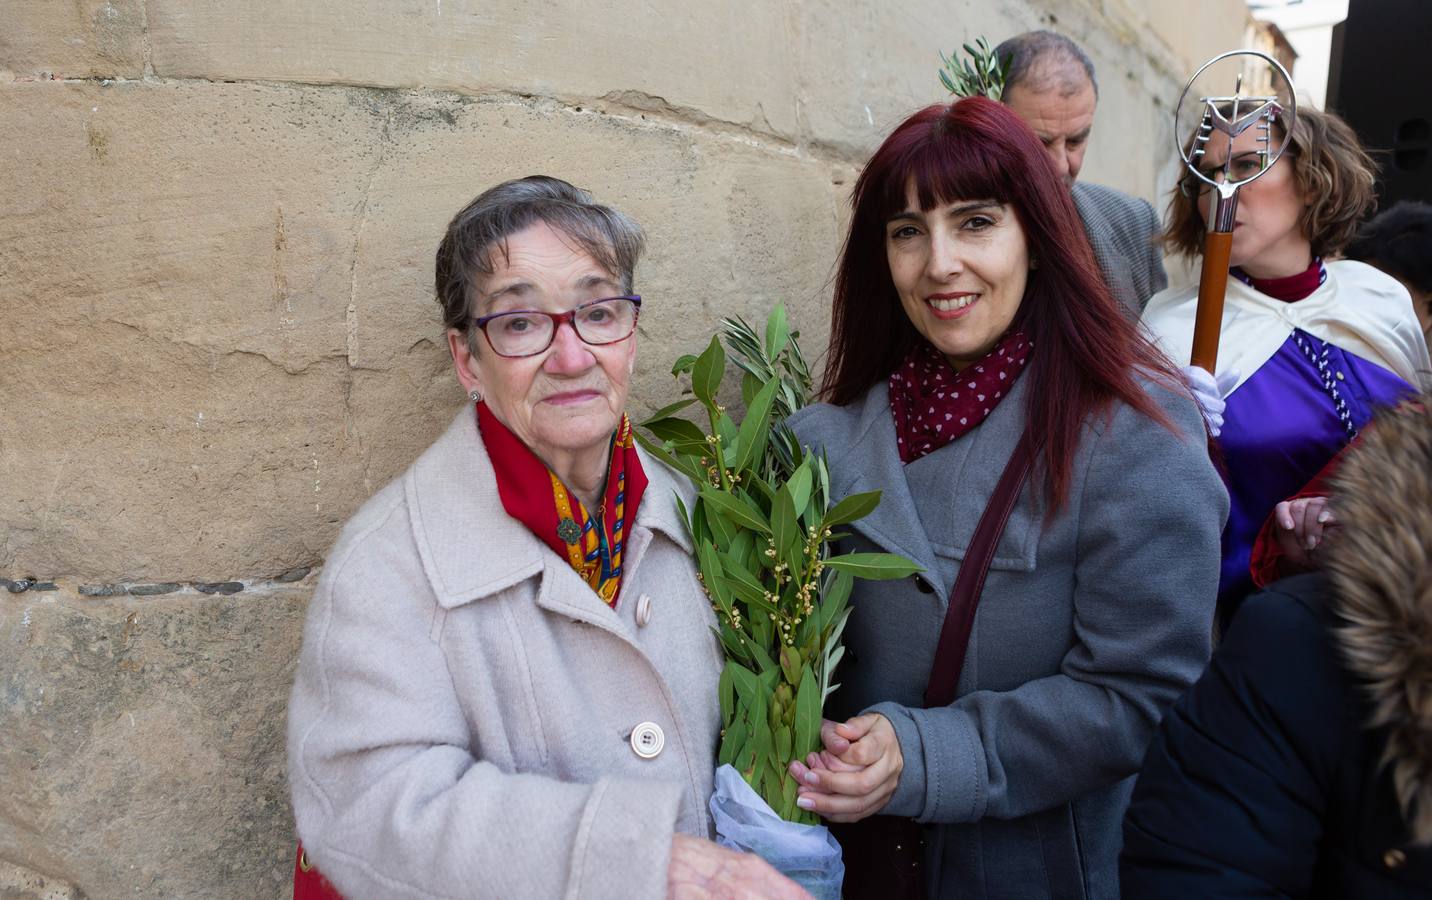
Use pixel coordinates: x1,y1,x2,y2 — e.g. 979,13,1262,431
995,30,1167,313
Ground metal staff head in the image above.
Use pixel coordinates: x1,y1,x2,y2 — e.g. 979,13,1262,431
1174,49,1298,231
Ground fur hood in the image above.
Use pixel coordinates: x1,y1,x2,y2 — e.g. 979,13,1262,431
1326,399,1432,845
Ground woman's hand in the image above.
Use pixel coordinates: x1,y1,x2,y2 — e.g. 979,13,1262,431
786,714,904,823
666,834,809,899
1273,496,1338,571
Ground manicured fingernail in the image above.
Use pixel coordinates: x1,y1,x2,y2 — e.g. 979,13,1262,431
804,771,819,785
797,797,815,810
1317,511,1332,524
1306,536,1318,550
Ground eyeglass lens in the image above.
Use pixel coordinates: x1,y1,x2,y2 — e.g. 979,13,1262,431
485,297,638,357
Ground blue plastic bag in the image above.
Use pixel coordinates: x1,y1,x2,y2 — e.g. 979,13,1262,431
709,764,844,900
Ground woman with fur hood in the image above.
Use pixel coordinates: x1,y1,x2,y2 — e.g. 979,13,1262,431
1119,397,1432,897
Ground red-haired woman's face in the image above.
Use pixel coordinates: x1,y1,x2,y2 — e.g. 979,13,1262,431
885,185,1030,371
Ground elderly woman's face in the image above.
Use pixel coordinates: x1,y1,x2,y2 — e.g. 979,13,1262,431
885,184,1030,371
450,221,636,464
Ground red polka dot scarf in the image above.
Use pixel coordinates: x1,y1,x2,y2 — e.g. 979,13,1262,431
888,332,1033,464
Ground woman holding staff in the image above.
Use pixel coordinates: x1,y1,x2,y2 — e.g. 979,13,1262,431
1142,105,1430,626
784,97,1225,899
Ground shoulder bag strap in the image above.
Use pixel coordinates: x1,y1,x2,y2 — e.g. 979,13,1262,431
922,431,1035,709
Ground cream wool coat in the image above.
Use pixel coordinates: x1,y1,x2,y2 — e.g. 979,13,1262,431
287,409,723,899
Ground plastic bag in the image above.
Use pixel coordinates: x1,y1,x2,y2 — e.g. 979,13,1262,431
709,764,844,900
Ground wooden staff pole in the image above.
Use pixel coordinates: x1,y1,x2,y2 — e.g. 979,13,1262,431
1190,230,1233,372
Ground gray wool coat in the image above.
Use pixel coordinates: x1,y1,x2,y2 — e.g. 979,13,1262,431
1072,182,1167,315
287,410,723,899
789,374,1226,900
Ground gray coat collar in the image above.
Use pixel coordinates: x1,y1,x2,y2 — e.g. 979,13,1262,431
792,376,1036,599
403,409,692,610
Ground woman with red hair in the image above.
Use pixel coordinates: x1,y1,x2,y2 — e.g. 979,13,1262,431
784,97,1226,898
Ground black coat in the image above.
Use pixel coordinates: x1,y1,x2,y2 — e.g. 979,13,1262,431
1120,573,1431,898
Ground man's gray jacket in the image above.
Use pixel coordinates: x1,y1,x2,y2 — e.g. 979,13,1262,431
1073,181,1167,314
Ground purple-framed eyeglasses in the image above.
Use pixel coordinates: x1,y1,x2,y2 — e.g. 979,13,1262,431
471,295,642,358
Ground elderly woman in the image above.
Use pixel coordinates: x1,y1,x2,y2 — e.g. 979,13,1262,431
783,98,1226,899
286,176,802,899
1142,106,1431,627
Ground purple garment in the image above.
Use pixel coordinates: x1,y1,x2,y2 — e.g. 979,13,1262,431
1218,331,1414,618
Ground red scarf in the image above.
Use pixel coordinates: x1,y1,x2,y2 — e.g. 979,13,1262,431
1231,256,1326,302
888,332,1032,464
477,401,646,606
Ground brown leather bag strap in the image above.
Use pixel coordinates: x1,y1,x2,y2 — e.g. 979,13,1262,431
922,431,1035,709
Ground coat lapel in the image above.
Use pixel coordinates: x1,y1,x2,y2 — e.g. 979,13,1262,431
406,410,695,637
820,384,947,598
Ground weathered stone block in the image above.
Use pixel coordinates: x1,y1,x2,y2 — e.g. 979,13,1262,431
0,581,311,899
144,0,800,139
0,81,845,582
0,0,146,81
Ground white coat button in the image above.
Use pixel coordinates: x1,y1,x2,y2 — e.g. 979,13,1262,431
636,593,653,627
630,722,665,759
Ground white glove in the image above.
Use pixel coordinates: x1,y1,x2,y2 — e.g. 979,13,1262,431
1183,365,1240,437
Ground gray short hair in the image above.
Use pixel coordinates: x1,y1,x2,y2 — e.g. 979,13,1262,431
434,176,645,342
995,30,1099,100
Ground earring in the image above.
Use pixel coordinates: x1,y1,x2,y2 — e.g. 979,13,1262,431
469,389,482,403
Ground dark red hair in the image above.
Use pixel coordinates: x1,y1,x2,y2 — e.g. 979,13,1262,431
823,97,1182,511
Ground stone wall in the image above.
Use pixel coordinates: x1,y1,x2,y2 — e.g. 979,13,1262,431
0,2,1250,896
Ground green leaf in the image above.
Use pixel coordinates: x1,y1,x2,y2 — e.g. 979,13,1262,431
671,353,699,376
699,489,772,534
732,378,781,474
747,750,766,796
644,415,708,449
779,645,802,687
736,741,757,779
771,487,799,565
696,540,731,608
780,767,798,820
642,398,696,423
740,371,761,407
702,497,737,548
728,660,761,707
793,663,821,757
714,623,748,666
819,570,854,633
775,725,793,768
729,529,756,572
634,432,702,481
823,551,923,580
748,641,777,677
718,574,777,615
718,662,735,724
765,304,791,360
822,490,882,527
719,716,747,766
752,725,775,778
745,473,777,506
690,335,726,406
786,462,813,516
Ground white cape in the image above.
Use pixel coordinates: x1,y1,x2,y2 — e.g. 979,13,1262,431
1141,259,1431,396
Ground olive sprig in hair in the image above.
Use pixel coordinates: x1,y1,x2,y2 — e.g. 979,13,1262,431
939,37,1009,100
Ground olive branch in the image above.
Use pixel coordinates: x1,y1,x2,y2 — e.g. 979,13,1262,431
939,37,1008,100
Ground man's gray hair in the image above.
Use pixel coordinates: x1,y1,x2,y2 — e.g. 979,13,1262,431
994,30,1099,99
434,175,645,341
